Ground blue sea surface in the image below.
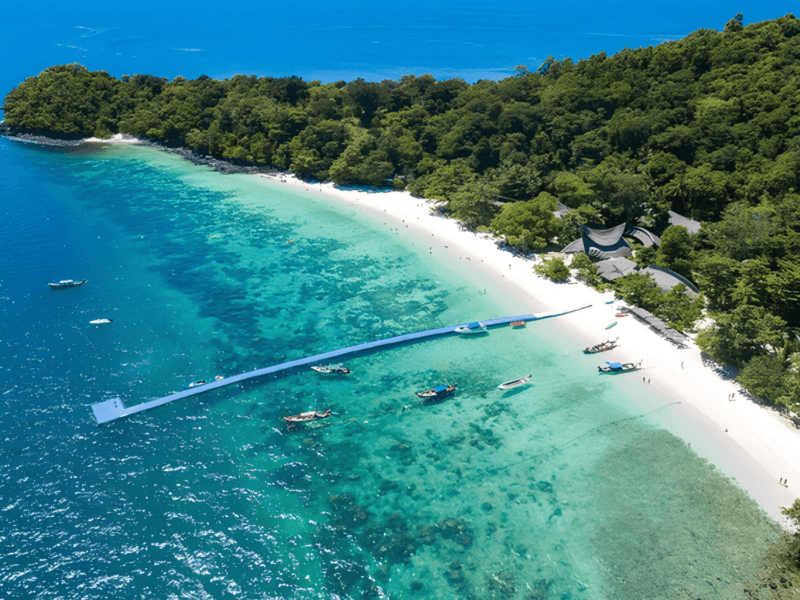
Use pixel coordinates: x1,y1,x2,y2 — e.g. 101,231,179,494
0,138,782,598
0,0,793,98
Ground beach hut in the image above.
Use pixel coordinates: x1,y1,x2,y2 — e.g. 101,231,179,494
595,257,639,282
622,306,690,347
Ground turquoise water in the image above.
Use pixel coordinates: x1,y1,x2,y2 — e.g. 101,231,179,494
0,139,780,599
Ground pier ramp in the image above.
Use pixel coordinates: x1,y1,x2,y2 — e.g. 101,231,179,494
92,305,589,424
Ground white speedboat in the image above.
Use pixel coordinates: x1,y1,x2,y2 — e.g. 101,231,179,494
311,364,351,374
89,318,112,325
455,321,488,334
498,375,532,390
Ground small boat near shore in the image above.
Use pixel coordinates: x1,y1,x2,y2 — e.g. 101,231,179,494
416,383,457,401
509,320,526,328
598,361,641,374
615,313,629,318
89,318,112,325
188,380,207,388
282,409,332,424
584,338,619,354
498,375,531,390
311,364,351,374
455,322,488,334
48,279,87,289
605,321,618,330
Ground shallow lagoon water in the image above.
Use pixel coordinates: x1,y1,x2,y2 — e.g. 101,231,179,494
0,138,780,599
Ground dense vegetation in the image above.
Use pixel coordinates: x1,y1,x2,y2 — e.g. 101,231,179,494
4,14,800,408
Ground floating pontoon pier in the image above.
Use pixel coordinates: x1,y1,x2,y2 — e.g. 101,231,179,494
92,305,590,424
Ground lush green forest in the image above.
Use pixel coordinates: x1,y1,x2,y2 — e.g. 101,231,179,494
4,14,800,408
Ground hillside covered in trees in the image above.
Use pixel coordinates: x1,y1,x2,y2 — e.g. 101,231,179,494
4,14,800,407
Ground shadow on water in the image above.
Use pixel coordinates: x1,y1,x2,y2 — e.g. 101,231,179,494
499,385,530,399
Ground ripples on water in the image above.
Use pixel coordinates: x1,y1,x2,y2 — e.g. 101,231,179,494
0,139,780,599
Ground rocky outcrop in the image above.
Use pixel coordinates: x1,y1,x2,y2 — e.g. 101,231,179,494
0,124,279,175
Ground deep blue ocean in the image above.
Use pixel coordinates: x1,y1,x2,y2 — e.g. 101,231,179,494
0,137,783,598
0,0,794,98
0,4,794,597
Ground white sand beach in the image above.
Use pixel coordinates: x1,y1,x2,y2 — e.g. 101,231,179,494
256,172,800,529
82,133,144,144
77,132,800,527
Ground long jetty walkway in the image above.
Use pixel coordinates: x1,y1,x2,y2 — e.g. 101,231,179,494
92,305,590,424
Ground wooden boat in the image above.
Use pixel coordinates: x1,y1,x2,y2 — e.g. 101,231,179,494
311,364,351,374
583,338,618,354
89,318,112,325
605,321,618,330
455,322,488,334
282,409,331,423
498,375,531,390
598,361,641,373
509,320,526,328
416,383,458,401
615,313,629,318
48,279,87,289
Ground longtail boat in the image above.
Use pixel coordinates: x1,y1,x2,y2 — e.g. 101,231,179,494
583,338,619,354
48,279,87,289
283,409,332,423
416,383,457,401
598,361,641,374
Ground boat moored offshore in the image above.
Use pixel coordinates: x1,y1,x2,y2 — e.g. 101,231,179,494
416,383,458,401
311,364,351,374
48,279,87,288
498,375,532,390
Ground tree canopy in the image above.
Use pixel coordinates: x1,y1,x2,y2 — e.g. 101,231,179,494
6,14,800,408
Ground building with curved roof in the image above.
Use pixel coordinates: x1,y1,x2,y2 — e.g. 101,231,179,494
554,202,572,219
625,225,660,248
667,211,701,234
561,223,632,259
641,265,700,295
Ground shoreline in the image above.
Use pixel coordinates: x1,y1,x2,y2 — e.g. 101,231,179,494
39,131,798,529
253,171,800,530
